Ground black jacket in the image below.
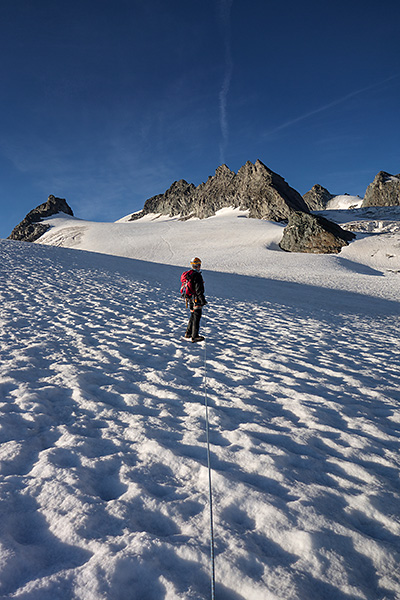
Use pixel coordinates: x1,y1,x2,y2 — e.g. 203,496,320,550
191,270,207,306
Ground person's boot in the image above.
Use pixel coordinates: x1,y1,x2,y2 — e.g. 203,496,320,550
191,336,205,343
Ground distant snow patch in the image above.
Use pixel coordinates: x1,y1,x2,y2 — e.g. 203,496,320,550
208,206,250,219
325,195,363,210
386,174,400,183
117,207,249,223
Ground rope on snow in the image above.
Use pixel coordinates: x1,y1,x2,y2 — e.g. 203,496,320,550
204,339,216,599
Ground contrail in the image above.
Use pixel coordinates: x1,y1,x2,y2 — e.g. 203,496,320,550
265,74,400,137
217,0,233,165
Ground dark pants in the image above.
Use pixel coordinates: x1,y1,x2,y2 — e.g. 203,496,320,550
186,307,202,339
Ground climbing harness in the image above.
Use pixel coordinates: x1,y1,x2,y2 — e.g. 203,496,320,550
204,339,216,599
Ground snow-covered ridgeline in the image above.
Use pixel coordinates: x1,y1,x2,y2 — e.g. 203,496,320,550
0,239,400,599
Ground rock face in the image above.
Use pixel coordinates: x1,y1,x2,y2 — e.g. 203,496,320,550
362,171,400,207
279,211,356,254
130,160,309,221
303,184,334,210
8,195,74,242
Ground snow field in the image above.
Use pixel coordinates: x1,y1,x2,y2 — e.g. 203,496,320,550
38,208,400,304
0,239,400,599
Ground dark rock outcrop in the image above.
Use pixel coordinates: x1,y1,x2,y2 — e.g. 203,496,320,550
362,171,400,207
8,195,74,242
279,211,356,254
134,179,197,218
303,184,334,210
130,160,309,222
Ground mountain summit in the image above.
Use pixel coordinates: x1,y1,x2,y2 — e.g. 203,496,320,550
129,159,309,221
8,195,73,242
362,171,400,207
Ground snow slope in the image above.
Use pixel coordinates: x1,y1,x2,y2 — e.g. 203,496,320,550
1,209,400,599
38,207,400,301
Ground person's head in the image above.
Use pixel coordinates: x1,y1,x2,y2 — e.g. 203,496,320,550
190,257,202,271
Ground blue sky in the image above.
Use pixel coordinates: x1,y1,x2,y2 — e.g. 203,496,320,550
1,0,399,238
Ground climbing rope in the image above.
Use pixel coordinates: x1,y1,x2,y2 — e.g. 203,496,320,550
204,339,216,599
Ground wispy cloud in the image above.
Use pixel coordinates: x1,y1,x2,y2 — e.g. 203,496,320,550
264,74,400,137
217,0,234,165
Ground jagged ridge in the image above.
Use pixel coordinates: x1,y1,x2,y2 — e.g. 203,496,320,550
129,159,309,221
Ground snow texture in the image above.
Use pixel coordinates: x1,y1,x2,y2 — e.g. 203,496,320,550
1,207,400,599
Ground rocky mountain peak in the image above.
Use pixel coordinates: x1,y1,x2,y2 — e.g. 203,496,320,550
166,179,194,195
303,184,334,210
236,159,265,179
8,195,74,242
362,170,400,207
215,164,234,178
129,160,309,222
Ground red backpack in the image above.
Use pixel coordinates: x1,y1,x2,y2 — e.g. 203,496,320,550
180,269,195,299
